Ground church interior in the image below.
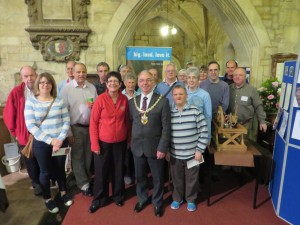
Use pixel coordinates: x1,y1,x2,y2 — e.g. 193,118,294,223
0,0,300,224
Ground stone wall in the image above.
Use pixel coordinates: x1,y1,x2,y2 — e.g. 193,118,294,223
251,0,300,84
0,0,300,104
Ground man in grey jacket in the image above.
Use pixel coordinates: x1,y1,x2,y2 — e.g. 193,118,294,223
228,67,267,133
129,70,171,217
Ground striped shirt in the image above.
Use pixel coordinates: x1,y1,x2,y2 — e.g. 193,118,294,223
24,96,70,145
170,103,208,160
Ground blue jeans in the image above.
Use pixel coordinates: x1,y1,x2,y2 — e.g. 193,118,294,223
32,138,67,199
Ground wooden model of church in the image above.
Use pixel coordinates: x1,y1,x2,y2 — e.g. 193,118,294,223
213,106,248,152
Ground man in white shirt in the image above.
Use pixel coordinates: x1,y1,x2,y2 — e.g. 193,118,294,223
60,62,97,197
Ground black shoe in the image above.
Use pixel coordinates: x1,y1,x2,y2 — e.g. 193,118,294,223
88,204,100,213
62,194,73,206
134,201,147,213
34,185,42,196
115,201,123,207
82,188,93,197
45,200,59,213
154,206,163,217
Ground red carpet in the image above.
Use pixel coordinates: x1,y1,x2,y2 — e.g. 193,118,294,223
62,180,287,225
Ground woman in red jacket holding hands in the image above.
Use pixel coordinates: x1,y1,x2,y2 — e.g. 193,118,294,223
88,71,131,213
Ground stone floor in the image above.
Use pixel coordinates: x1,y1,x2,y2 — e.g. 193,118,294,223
0,170,56,225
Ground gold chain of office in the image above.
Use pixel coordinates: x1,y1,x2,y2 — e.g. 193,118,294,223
133,95,163,125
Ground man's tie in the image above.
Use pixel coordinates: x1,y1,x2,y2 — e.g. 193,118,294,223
142,97,148,111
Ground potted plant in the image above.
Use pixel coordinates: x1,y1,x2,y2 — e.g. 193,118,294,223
258,77,281,114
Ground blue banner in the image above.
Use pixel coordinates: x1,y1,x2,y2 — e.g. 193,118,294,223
126,47,172,61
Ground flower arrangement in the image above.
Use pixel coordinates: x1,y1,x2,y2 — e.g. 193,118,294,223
258,77,281,114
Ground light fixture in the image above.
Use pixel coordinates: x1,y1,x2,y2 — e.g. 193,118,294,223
161,25,169,36
171,26,177,35
160,0,177,36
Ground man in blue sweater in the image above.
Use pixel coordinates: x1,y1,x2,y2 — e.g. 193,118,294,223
200,61,229,117
156,63,184,106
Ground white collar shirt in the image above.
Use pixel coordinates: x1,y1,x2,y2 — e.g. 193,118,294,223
140,91,154,110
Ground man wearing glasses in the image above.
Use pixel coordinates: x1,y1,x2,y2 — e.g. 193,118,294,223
156,63,184,106
129,70,171,217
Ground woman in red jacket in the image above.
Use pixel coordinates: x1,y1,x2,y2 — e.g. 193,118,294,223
88,71,131,213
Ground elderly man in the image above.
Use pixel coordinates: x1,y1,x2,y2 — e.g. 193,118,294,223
60,62,97,196
156,63,184,106
58,60,76,93
4,66,41,195
228,67,267,133
93,62,110,95
222,60,238,85
129,70,171,217
200,61,229,117
137,68,160,95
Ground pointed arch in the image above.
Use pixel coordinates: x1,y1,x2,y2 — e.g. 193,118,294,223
103,0,270,70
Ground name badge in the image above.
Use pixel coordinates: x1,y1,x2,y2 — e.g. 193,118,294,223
241,96,248,101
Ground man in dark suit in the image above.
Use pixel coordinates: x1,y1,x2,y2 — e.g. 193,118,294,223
129,70,171,217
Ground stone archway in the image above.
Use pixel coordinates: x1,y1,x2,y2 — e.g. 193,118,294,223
103,0,271,78
202,0,270,63
103,0,160,68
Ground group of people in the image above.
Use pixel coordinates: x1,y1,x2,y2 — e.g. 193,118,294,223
3,59,267,217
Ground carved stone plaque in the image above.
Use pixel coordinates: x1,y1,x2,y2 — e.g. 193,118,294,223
25,0,91,62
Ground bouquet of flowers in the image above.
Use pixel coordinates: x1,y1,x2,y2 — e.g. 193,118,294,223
258,78,281,113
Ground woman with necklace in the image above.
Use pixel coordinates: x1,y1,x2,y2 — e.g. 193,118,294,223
24,72,72,213
89,71,131,213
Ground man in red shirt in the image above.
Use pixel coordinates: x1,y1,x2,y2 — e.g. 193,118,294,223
4,66,42,195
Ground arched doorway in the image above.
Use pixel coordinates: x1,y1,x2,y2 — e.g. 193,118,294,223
103,0,270,82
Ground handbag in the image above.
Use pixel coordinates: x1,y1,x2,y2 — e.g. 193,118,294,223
21,134,34,158
21,98,56,158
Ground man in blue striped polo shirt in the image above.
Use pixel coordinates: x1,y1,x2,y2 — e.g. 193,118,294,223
169,85,208,212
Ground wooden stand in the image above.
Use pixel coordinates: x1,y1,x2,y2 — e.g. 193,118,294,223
207,143,263,208
213,121,248,152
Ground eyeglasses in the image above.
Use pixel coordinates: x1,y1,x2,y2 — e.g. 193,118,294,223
138,79,153,83
39,81,52,85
